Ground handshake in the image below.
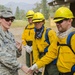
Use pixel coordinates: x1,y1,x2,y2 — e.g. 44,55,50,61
21,64,41,75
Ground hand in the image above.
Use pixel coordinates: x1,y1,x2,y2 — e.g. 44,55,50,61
38,67,43,72
24,45,32,54
21,65,29,74
27,68,34,75
16,41,22,51
34,68,43,74
27,64,38,75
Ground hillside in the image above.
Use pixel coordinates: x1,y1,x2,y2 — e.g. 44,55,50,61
4,2,35,13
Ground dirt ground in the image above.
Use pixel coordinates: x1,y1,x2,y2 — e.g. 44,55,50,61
9,27,26,75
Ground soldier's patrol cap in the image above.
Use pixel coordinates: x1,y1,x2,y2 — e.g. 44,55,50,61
0,9,15,18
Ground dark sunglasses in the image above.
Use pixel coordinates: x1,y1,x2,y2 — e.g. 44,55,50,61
3,18,14,22
34,22,41,24
55,18,69,24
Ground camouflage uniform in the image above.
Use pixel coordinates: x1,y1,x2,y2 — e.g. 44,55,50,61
0,26,22,75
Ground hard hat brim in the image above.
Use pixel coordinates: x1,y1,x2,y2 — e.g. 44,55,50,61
54,18,64,22
33,19,43,22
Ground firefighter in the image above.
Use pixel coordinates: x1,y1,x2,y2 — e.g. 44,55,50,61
22,10,35,67
27,7,75,75
32,12,59,75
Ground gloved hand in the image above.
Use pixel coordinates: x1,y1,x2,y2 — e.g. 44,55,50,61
24,45,32,54
34,67,43,73
71,65,75,72
30,64,38,70
38,67,43,72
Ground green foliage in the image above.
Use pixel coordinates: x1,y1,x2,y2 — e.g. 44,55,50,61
15,6,20,19
19,9,26,20
33,3,41,12
15,7,26,20
11,20,51,28
33,0,50,20
41,0,50,20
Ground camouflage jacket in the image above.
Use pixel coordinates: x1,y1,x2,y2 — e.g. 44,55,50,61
0,26,21,75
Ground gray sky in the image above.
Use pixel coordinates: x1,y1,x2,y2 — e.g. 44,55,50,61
0,0,52,5
0,0,41,5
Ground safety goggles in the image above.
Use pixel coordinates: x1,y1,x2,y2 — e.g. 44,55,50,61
2,17,14,22
55,18,69,24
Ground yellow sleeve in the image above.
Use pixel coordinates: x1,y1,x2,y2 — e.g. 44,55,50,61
36,39,58,68
33,39,40,64
48,29,57,43
71,34,75,52
22,29,27,45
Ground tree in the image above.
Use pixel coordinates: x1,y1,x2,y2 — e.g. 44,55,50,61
33,3,41,12
19,9,26,20
15,6,20,20
41,0,50,20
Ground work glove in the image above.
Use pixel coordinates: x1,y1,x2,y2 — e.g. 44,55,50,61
24,45,32,54
39,67,43,72
30,64,38,71
71,65,75,72
34,67,43,73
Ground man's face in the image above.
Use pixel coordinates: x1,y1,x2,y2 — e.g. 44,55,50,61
0,17,14,31
28,17,33,24
55,19,71,32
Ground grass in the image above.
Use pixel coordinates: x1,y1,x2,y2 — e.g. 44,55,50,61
11,19,56,29
11,20,28,28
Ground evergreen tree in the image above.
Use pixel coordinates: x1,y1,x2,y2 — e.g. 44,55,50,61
15,6,20,20
33,3,41,12
41,0,50,20
19,9,26,20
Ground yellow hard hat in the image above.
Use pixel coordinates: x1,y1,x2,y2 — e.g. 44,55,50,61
32,12,45,22
26,10,34,18
54,7,74,22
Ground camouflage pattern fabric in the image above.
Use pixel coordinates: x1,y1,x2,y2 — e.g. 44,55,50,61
0,26,21,75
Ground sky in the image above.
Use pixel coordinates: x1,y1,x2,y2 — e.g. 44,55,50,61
0,0,52,5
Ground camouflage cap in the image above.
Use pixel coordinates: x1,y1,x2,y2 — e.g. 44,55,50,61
0,9,15,18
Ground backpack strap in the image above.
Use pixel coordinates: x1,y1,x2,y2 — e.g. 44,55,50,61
44,28,51,53
45,28,51,44
45,28,57,64
25,25,28,29
67,31,75,54
25,25,34,29
57,31,75,54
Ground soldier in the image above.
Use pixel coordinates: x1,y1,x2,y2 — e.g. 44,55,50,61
0,9,28,75
28,7,75,75
32,12,59,75
22,10,35,67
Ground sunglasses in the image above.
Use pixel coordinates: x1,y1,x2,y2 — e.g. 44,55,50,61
34,22,41,24
3,18,14,22
55,18,69,24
